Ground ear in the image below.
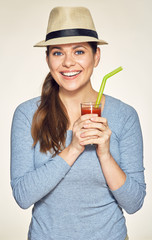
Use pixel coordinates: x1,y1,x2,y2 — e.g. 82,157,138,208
46,52,49,66
94,47,100,68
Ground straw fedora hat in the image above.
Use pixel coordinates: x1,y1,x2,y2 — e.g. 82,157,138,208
34,6,108,47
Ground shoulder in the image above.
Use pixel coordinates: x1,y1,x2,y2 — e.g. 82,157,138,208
104,95,140,135
16,96,40,111
105,94,138,119
12,97,40,124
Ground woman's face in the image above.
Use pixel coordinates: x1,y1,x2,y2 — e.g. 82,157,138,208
46,42,100,93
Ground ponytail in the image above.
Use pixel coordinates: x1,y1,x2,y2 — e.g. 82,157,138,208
31,72,69,156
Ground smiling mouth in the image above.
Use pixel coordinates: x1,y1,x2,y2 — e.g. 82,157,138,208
61,71,81,77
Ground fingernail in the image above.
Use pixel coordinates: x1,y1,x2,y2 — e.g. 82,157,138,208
91,117,96,120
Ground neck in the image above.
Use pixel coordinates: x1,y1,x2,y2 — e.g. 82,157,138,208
59,83,98,108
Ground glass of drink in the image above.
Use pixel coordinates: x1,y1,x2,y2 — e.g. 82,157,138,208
81,102,101,116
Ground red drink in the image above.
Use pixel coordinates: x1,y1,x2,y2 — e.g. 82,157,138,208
81,103,101,117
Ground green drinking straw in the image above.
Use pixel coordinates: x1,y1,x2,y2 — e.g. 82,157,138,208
96,66,123,105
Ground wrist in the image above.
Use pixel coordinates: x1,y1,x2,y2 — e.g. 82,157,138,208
59,144,82,166
98,152,112,164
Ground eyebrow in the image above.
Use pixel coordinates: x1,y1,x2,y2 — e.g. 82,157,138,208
50,45,87,51
73,45,87,49
50,46,62,51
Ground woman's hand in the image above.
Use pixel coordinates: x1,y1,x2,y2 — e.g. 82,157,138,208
69,114,99,155
80,116,112,160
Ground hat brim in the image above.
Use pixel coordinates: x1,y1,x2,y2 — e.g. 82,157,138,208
34,36,108,47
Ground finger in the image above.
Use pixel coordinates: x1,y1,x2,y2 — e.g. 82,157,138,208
80,129,102,138
80,131,112,145
83,122,107,131
79,114,99,125
74,114,98,129
80,137,99,145
90,116,108,126
80,127,112,141
80,135,98,141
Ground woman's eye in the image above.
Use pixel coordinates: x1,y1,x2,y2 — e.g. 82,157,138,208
75,50,84,55
53,51,63,56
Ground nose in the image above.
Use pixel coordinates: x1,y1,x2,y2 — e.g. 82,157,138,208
62,53,75,68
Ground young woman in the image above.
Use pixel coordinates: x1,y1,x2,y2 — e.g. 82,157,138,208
11,7,146,240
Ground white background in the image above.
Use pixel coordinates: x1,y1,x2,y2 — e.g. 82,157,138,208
0,0,152,239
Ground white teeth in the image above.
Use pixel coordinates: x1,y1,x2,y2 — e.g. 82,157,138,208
62,71,80,77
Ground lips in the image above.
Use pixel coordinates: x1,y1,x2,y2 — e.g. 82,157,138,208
61,71,81,77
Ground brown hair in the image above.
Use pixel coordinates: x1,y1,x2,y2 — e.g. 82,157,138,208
31,42,97,156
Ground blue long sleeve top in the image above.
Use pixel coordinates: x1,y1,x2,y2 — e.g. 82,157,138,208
10,95,146,240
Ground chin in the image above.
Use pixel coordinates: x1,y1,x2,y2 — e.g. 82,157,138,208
62,84,80,92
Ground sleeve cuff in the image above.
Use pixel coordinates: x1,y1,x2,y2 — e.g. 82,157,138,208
110,173,129,197
49,154,71,176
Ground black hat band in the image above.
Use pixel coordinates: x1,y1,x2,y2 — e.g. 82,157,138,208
45,28,98,41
